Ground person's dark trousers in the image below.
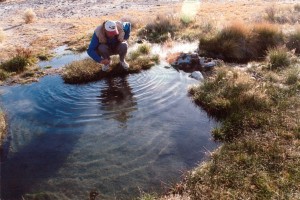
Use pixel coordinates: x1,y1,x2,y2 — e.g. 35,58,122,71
97,42,128,62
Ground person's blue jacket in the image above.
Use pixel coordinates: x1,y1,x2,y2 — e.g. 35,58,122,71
87,22,131,63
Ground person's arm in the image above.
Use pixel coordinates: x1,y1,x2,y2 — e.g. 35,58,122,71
87,33,102,63
123,22,131,40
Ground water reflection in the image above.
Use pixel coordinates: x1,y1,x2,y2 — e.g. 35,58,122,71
99,77,137,126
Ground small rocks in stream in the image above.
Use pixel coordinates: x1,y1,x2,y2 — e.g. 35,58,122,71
166,52,224,81
170,53,222,73
190,71,204,81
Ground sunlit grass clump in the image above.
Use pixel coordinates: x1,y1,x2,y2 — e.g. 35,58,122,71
0,48,34,77
267,47,291,70
138,15,179,43
63,44,159,84
199,22,283,62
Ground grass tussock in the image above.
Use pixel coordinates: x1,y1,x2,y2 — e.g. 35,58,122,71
24,8,36,24
286,28,300,54
0,47,33,73
187,61,300,199
189,67,270,140
199,22,283,62
138,15,179,43
63,44,159,84
267,47,291,70
0,27,5,43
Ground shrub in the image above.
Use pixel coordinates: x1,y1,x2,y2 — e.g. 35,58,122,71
0,27,5,43
267,48,291,70
24,8,36,24
138,15,179,43
62,58,101,84
286,29,300,54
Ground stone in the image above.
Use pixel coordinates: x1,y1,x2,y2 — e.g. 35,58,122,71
190,71,204,81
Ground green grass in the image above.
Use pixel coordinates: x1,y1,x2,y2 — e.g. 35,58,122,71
0,69,9,81
186,62,300,199
0,56,29,73
267,47,291,70
63,45,160,84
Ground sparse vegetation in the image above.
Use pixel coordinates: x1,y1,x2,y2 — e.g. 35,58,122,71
199,22,283,62
264,5,300,24
0,27,5,43
63,44,160,84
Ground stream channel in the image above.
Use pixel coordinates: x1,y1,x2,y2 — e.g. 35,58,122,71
0,43,217,200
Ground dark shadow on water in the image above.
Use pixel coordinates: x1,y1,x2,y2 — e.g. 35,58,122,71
98,76,137,127
0,130,81,200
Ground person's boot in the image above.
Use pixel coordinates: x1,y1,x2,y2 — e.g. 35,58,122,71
120,60,129,70
102,64,110,72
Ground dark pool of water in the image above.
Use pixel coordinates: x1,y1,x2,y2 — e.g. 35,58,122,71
0,44,217,200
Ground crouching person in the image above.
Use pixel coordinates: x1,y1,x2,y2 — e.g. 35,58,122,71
87,20,131,71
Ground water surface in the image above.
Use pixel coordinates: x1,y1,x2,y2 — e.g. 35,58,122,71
1,44,217,200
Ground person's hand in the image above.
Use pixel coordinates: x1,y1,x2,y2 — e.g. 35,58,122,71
100,59,111,65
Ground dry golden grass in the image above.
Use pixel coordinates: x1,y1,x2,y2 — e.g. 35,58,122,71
0,109,6,147
0,27,5,43
199,22,283,62
24,8,36,24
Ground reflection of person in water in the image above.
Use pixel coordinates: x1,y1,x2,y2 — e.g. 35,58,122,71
99,77,137,125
